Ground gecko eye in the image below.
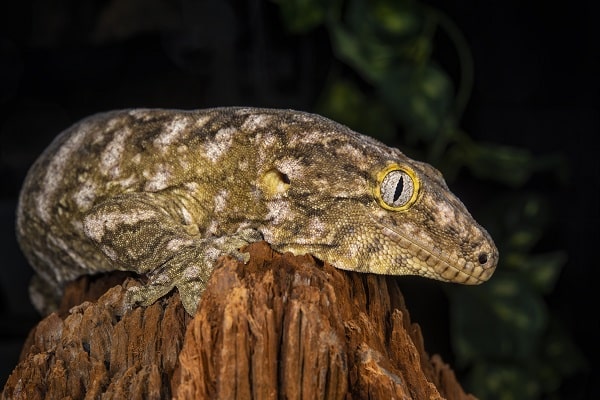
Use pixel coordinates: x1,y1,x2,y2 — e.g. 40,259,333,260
375,164,420,211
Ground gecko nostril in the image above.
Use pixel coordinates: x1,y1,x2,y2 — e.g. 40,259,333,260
478,252,488,265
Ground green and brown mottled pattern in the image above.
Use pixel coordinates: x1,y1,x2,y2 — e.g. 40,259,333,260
16,107,498,315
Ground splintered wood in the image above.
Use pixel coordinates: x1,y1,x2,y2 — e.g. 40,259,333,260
2,242,475,399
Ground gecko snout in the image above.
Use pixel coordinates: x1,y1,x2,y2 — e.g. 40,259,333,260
470,243,499,283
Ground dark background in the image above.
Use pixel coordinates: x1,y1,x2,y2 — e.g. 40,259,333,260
1,1,597,398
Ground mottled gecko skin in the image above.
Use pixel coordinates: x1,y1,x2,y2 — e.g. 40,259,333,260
16,107,498,315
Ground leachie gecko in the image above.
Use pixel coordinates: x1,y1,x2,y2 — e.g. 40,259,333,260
16,107,498,315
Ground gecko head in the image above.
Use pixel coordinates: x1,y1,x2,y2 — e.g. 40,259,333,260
362,159,499,284
257,115,498,285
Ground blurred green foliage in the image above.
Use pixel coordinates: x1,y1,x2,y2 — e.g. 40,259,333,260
273,0,585,398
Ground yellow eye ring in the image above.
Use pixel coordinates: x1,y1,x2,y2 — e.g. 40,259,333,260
374,163,420,211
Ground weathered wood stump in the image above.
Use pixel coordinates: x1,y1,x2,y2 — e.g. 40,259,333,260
2,241,475,399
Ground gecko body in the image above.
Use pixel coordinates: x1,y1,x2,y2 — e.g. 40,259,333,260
16,107,498,315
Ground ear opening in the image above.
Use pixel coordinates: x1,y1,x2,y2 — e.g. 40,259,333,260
260,168,290,197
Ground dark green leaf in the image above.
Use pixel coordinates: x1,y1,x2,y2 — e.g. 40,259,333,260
447,140,568,187
449,272,547,365
505,251,566,293
328,21,397,81
315,78,395,142
372,0,423,37
481,194,551,253
376,65,454,141
273,0,328,33
466,363,542,400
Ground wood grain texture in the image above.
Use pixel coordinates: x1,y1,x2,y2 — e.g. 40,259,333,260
3,242,476,399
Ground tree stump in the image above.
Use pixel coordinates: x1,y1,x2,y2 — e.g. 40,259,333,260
2,241,476,399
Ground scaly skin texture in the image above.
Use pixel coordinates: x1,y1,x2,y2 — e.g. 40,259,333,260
16,107,498,315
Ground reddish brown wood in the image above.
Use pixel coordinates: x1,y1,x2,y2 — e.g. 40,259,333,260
3,241,476,399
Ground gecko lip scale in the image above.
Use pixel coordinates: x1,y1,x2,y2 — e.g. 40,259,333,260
373,218,497,284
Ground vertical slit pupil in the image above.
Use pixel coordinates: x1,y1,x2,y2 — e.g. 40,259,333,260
393,176,404,203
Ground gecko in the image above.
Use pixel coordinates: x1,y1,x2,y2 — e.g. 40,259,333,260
16,107,498,315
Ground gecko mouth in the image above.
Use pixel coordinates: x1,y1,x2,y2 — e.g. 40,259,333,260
372,218,497,284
